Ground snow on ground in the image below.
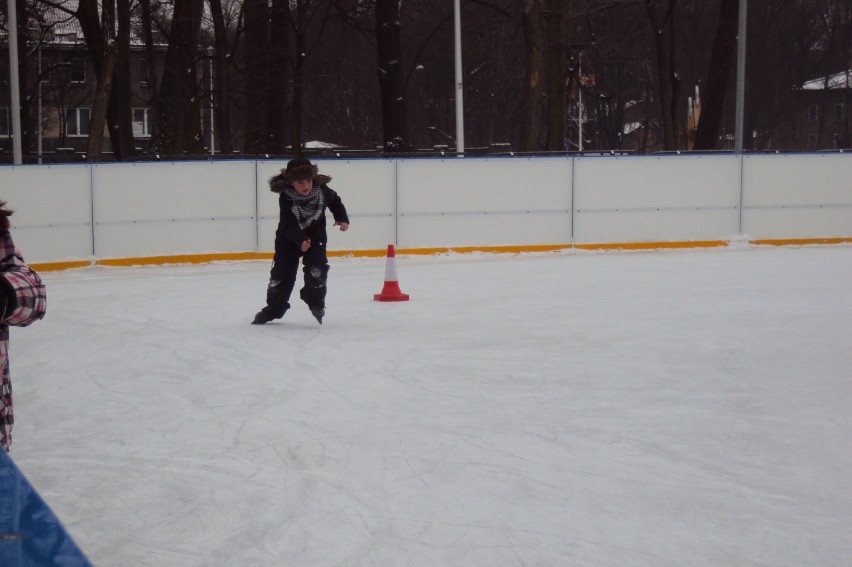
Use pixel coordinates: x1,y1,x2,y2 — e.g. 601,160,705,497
9,245,852,566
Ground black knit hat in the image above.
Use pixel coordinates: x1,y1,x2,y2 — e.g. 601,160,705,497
283,158,318,183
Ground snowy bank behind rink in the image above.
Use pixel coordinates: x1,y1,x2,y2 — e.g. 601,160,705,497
0,152,850,268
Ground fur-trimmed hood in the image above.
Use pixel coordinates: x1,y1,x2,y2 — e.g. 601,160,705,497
269,158,332,193
269,172,332,193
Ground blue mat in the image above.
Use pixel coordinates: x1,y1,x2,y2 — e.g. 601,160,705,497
0,449,93,566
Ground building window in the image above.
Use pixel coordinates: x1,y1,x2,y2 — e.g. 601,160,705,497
834,133,846,149
835,104,844,122
70,58,86,83
40,56,53,83
139,58,149,85
0,108,9,137
808,105,818,121
133,108,151,137
67,107,91,136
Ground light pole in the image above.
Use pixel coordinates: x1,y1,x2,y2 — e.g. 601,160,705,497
453,0,464,155
578,59,584,153
37,42,42,163
207,47,215,157
6,0,23,164
734,0,748,152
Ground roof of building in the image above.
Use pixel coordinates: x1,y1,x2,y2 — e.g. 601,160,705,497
801,70,851,90
2,0,167,47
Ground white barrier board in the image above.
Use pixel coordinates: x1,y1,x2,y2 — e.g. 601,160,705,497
1,153,849,264
397,157,573,247
573,154,742,242
92,161,257,258
742,154,852,239
0,164,93,262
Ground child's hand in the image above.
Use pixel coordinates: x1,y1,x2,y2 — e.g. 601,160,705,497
335,222,349,232
301,239,311,252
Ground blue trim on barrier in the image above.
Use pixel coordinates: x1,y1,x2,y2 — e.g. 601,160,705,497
0,449,93,566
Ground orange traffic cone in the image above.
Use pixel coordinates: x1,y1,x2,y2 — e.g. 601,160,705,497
374,244,410,301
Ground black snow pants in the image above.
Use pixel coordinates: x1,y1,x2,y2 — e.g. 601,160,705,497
265,240,330,316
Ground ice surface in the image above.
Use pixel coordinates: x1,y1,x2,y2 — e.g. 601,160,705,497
9,245,852,566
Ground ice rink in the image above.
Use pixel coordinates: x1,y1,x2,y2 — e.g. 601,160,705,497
9,244,852,566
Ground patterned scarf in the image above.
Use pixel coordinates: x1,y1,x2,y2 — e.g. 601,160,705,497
284,186,325,229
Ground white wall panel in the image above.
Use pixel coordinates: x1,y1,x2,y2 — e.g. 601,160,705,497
402,212,572,248
573,154,741,243
742,154,852,238
92,161,257,258
397,157,572,248
0,164,93,262
743,208,851,240
2,153,849,265
574,209,741,243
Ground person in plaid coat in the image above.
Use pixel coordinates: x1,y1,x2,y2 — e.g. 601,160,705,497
0,201,47,452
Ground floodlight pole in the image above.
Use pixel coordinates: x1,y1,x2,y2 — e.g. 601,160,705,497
208,47,215,157
578,59,584,153
7,0,23,164
38,42,43,164
734,0,748,152
453,0,464,156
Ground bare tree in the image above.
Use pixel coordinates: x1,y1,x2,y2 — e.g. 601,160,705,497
375,0,410,152
86,40,114,160
111,0,135,159
64,0,134,160
693,0,737,150
207,0,233,153
138,0,162,148
156,0,204,155
544,0,566,151
12,0,34,155
243,0,269,153
285,0,333,154
644,0,684,151
265,0,288,152
16,0,850,159
519,0,544,151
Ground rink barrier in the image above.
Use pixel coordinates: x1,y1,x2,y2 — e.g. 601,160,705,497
5,153,850,268
28,237,852,272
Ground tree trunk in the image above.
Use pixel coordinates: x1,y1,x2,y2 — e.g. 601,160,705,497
140,0,162,148
156,0,204,155
375,0,411,152
244,0,270,153
544,0,566,151
179,0,205,154
645,0,683,151
157,45,183,154
75,0,133,160
14,0,33,156
693,0,738,150
87,44,116,161
519,0,544,152
207,0,233,153
266,0,289,153
76,0,114,157
107,0,136,160
290,0,307,155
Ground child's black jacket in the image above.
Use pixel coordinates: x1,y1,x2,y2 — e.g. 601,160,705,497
274,184,349,248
